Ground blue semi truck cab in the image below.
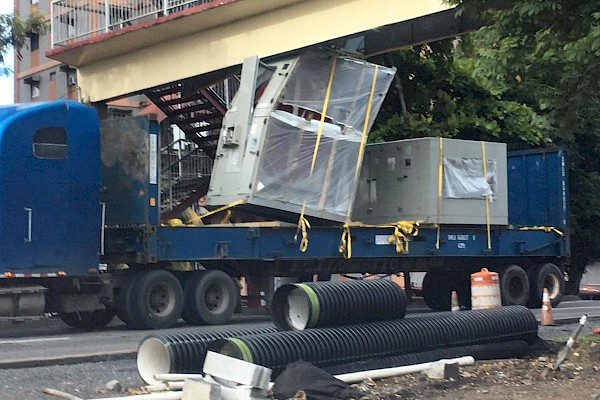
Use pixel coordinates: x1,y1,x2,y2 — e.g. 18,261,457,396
0,99,570,329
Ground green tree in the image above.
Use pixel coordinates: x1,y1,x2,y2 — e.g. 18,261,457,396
370,40,553,147
0,11,48,75
446,0,600,292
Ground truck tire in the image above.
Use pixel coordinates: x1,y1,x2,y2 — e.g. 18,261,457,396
116,274,137,325
498,265,530,306
127,270,184,330
423,272,471,311
59,309,116,330
529,263,564,308
181,270,237,325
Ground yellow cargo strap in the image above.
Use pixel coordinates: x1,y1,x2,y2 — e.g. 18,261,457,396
219,210,233,224
295,56,338,252
338,223,352,259
388,220,420,253
339,65,380,260
520,226,564,236
354,65,379,180
481,141,492,250
310,57,337,176
294,201,311,253
187,199,245,225
436,137,443,250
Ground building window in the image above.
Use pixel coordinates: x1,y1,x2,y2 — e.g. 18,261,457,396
49,72,56,81
33,127,68,159
30,82,40,99
31,0,39,4
108,108,133,119
30,33,39,51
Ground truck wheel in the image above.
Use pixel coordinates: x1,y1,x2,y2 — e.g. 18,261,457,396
529,263,564,308
498,265,530,306
181,270,237,325
127,270,184,330
116,274,137,325
232,277,243,314
59,309,116,330
422,272,450,311
423,272,470,311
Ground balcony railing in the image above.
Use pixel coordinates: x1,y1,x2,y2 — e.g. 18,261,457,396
51,0,217,47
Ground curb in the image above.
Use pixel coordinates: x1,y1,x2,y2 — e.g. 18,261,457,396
0,350,137,370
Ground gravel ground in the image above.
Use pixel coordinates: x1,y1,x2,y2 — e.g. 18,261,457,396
0,360,144,400
0,321,596,400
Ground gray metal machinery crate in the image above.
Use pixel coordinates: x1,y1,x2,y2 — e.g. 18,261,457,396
352,138,508,225
207,51,396,222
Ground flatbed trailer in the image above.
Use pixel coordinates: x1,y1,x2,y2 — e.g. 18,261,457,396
0,52,570,330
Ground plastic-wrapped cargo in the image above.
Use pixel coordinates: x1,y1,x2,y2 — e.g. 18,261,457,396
208,51,396,223
352,138,508,225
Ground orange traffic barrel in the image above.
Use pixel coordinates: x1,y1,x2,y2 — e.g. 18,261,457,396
471,268,501,309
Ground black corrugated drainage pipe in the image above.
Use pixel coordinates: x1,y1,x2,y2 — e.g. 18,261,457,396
324,340,530,375
137,326,277,384
271,279,407,330
210,306,537,376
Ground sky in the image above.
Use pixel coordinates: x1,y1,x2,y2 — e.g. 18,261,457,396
0,2,15,105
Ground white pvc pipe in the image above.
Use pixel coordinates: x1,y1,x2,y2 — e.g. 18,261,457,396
137,338,173,385
333,356,475,384
144,384,168,393
87,391,182,400
154,373,204,382
145,381,185,393
166,381,185,390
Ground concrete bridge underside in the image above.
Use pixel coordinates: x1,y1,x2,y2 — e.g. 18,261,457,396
48,0,482,103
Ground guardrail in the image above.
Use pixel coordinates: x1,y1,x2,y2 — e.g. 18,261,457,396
51,0,216,47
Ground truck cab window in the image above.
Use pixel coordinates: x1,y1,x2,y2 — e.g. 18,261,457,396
33,127,67,159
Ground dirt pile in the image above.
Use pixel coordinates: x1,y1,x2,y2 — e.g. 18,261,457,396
353,339,600,400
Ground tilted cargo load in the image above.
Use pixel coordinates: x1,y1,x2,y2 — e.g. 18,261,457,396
207,51,396,223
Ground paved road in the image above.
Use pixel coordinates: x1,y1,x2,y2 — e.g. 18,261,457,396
0,313,273,367
1,299,598,368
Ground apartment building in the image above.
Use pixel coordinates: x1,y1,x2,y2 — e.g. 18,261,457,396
14,0,78,103
13,0,146,117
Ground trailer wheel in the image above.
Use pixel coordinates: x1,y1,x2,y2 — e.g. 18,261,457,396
59,308,116,330
423,272,471,311
498,265,530,306
181,270,237,325
529,263,564,308
127,270,184,330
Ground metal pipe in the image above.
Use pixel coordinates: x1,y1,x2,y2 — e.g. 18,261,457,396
24,207,32,243
99,202,106,255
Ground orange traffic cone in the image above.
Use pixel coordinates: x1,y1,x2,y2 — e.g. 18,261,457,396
451,290,460,313
541,288,555,326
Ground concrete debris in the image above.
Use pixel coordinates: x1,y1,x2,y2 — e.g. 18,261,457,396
181,379,221,400
106,379,123,392
203,351,272,390
422,361,460,380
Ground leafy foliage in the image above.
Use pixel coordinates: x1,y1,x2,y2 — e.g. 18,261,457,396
371,0,600,290
451,0,600,289
0,11,48,75
370,41,553,148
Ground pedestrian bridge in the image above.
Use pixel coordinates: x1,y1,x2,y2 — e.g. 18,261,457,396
48,0,481,103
